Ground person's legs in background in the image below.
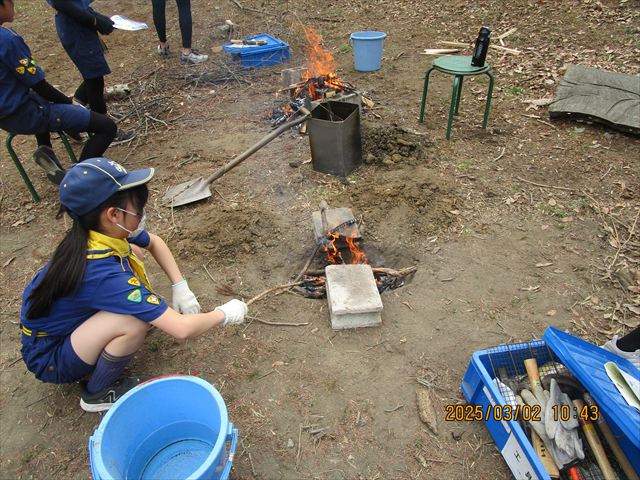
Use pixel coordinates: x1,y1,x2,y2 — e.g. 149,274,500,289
177,0,207,65
152,0,170,57
74,77,106,114
80,111,117,160
603,326,640,368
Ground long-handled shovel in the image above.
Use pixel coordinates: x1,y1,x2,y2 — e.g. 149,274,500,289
163,109,310,207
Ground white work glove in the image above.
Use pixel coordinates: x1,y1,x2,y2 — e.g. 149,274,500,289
215,299,248,326
171,280,201,314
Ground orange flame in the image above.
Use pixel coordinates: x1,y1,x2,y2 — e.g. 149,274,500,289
346,236,368,265
323,232,343,264
303,27,337,78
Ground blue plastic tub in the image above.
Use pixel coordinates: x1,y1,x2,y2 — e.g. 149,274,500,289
89,376,238,480
223,34,290,69
350,31,387,72
461,327,640,479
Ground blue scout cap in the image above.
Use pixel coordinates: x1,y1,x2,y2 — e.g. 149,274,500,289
59,158,155,218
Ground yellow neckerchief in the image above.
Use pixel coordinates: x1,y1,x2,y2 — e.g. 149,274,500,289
86,230,151,290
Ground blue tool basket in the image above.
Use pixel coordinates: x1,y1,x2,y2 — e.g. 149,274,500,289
223,34,290,69
461,327,639,479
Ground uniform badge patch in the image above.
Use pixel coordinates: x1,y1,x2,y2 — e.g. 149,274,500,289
15,66,25,74
127,277,141,286
27,67,36,74
146,295,160,305
127,289,142,303
19,58,28,66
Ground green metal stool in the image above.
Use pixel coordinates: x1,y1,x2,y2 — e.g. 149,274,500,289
5,132,78,202
419,55,494,139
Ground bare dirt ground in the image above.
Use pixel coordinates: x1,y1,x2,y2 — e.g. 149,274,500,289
1,0,638,479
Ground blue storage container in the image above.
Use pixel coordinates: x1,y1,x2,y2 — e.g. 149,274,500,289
223,34,290,69
461,327,639,479
89,376,238,480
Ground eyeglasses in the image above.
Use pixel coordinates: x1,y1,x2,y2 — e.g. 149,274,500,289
117,207,144,218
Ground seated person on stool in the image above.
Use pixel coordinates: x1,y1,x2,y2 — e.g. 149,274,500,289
0,0,116,184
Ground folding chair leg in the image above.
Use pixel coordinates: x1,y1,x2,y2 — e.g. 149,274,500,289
419,67,435,124
454,76,464,116
5,134,40,202
58,132,78,163
446,76,461,140
482,70,495,129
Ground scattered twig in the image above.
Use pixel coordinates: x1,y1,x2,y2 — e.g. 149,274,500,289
516,176,576,192
255,370,275,380
600,164,613,180
203,264,215,282
246,315,310,327
248,452,257,477
296,424,302,468
384,404,404,413
492,146,506,162
246,281,305,305
26,392,55,408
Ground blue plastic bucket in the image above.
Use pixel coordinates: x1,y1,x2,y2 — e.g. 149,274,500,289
89,376,238,480
350,31,387,72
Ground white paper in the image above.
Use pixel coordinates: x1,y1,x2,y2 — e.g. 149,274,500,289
110,15,148,31
501,433,539,480
605,361,640,411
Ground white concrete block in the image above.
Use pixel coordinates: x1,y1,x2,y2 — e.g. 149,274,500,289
325,264,383,330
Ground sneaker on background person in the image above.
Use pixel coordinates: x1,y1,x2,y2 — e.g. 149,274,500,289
111,129,136,146
602,335,640,369
180,48,208,65
80,376,149,412
157,44,170,58
33,145,65,185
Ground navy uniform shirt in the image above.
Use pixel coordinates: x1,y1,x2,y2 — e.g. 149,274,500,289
20,230,168,337
0,27,45,117
46,0,110,79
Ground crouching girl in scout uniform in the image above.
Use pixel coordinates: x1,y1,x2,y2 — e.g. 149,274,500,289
20,158,248,412
46,0,133,143
0,0,116,184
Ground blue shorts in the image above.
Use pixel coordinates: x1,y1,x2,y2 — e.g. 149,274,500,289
0,93,90,135
21,334,94,384
56,14,111,79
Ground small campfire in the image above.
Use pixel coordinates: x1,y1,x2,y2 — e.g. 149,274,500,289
270,27,372,126
291,207,417,299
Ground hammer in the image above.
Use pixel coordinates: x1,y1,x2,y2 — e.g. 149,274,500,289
542,374,618,480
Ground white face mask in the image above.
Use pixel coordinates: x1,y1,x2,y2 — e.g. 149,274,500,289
116,208,146,238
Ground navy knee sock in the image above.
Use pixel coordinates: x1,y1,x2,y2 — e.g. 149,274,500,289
86,350,135,394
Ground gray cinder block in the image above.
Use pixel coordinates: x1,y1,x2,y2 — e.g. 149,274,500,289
325,264,383,330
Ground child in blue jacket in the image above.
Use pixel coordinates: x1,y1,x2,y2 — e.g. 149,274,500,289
46,0,133,143
21,157,248,412
0,0,116,183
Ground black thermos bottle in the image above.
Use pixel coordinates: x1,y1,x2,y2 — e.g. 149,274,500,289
471,26,491,67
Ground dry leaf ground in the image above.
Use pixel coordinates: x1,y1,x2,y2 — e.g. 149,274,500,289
1,0,638,478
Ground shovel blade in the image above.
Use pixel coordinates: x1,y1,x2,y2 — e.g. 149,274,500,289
163,177,212,207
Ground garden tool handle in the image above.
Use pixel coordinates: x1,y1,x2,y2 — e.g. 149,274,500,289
573,399,617,480
583,393,639,480
524,358,542,388
524,358,560,478
203,112,310,186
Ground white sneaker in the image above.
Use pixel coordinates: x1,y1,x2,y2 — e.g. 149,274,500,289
602,335,640,369
180,49,208,65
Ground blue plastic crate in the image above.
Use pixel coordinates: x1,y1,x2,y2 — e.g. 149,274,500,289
223,34,290,69
461,327,640,480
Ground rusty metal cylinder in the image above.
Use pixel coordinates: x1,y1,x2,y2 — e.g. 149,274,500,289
309,101,362,177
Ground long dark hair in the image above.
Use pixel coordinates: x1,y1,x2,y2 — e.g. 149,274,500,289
26,185,149,319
